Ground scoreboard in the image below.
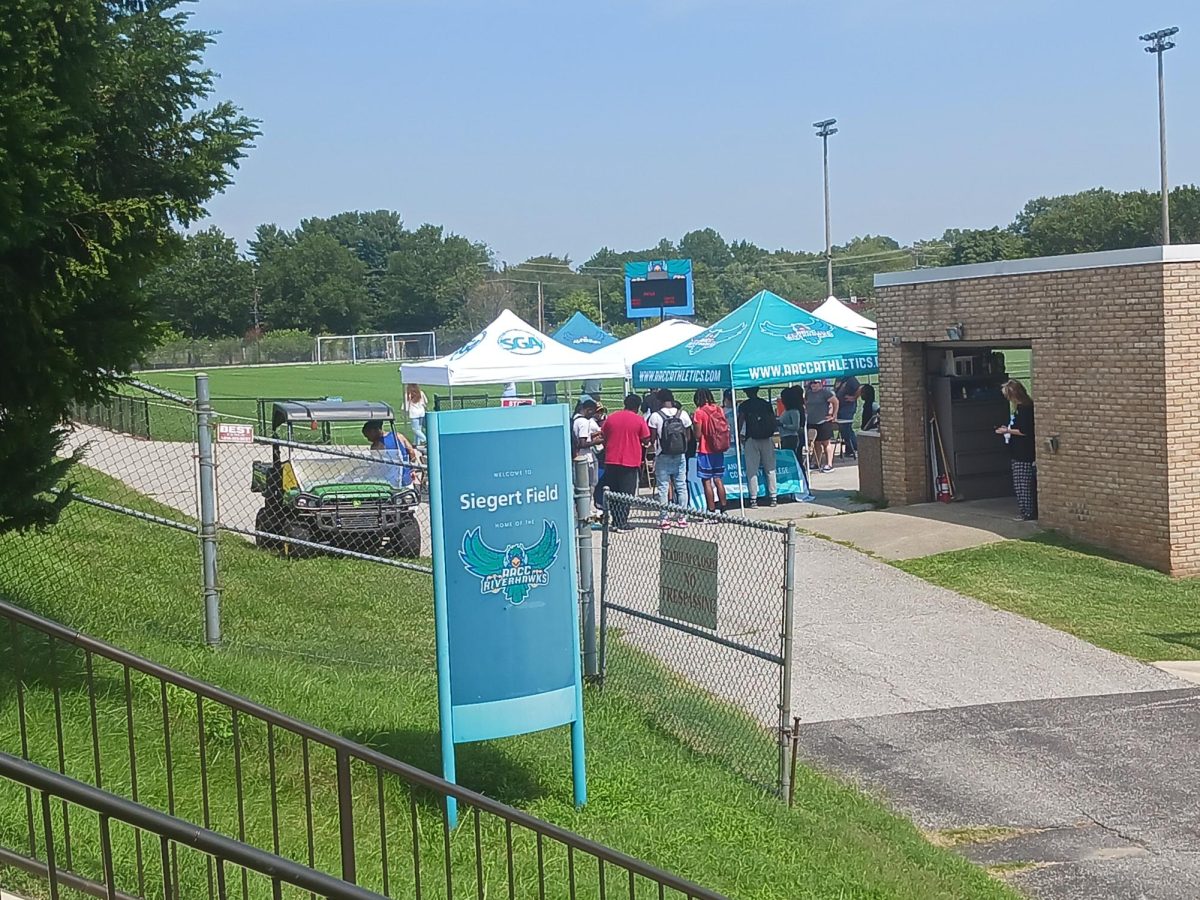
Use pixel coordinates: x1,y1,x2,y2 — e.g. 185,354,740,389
624,259,694,319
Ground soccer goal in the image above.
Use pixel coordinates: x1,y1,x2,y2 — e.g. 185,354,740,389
314,332,437,364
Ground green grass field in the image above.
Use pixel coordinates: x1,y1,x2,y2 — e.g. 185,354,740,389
125,364,628,442
898,532,1200,661
138,364,624,412
0,470,1016,900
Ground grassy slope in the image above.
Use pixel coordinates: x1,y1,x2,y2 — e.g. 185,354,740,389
0,470,1014,900
898,532,1200,661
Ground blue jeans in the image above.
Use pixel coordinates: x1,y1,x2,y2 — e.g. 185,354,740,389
655,454,687,519
410,416,426,446
838,420,856,455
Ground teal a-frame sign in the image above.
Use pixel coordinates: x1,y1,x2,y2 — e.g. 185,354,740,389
426,404,586,827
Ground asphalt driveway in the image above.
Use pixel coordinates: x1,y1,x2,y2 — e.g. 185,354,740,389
798,688,1200,899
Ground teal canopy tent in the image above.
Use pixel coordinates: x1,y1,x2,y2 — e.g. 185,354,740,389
551,312,616,354
631,290,878,390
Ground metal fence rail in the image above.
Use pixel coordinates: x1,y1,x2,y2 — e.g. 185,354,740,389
0,751,390,900
69,394,154,441
0,598,725,900
598,492,795,798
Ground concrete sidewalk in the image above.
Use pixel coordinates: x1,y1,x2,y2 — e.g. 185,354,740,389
787,535,1178,723
734,458,1039,561
597,511,1179,727
794,497,1040,560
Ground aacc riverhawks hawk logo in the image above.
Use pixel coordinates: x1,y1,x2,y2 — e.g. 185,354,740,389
759,319,834,346
459,521,560,605
686,322,748,355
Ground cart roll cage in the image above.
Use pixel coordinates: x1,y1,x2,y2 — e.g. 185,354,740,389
271,400,395,432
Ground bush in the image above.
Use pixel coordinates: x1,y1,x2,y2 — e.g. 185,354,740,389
257,329,313,363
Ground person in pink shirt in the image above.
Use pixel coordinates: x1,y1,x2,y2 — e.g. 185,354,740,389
600,393,651,531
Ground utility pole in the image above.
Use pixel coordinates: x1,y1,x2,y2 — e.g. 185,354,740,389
596,279,604,329
537,280,544,331
1140,27,1178,245
814,118,838,297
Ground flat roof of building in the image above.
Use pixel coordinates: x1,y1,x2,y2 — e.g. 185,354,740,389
874,244,1200,288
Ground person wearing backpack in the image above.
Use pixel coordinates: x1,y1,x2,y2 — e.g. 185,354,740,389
737,387,778,508
647,389,693,529
692,388,730,516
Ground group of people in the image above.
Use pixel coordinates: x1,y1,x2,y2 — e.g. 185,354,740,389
571,389,733,531
569,377,882,528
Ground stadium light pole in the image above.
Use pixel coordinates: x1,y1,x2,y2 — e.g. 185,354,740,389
1140,26,1178,245
813,118,838,297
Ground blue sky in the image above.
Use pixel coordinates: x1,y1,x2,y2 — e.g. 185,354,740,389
189,0,1198,264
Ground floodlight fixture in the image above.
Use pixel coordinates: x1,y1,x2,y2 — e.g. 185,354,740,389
1139,26,1179,243
813,119,839,295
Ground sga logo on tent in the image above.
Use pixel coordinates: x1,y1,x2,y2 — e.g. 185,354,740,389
459,521,560,605
497,329,545,355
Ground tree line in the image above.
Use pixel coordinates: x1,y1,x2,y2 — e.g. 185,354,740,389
147,185,1200,347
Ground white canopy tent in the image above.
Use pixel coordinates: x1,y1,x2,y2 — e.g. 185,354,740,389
588,318,705,380
811,296,877,338
399,309,625,386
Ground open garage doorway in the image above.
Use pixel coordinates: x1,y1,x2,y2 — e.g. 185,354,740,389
924,342,1032,503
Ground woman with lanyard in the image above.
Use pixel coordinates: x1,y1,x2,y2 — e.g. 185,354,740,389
995,379,1037,521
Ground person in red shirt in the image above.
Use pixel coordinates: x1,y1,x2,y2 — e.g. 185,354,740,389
600,393,651,531
692,388,730,515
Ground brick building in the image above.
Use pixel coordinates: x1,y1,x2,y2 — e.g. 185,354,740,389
872,245,1200,575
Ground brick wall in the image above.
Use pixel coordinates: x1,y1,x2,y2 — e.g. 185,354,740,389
875,261,1200,574
1164,263,1200,574
856,430,883,502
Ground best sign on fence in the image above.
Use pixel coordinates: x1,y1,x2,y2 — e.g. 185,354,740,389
216,423,254,443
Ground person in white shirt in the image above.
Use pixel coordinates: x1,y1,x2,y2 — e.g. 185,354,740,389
404,384,428,447
571,400,602,515
646,389,692,529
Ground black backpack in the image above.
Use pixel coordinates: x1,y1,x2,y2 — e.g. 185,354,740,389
658,411,688,456
744,399,777,440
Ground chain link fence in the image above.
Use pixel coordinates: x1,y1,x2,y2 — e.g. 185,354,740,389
598,492,795,797
0,377,432,663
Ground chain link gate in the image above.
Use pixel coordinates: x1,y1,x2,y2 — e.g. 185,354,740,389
598,492,796,797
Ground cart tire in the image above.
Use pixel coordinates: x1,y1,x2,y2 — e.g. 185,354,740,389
282,522,316,558
255,507,280,549
390,519,423,558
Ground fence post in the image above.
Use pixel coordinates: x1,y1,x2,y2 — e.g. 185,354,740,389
597,489,611,684
335,749,357,884
195,374,221,647
574,457,598,679
779,523,797,800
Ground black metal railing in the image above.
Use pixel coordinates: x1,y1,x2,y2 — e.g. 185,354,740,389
0,598,724,900
0,750,390,900
70,394,154,440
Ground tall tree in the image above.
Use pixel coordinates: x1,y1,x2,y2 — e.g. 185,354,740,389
0,0,256,533
679,228,733,269
143,228,255,338
256,231,370,334
944,227,1029,265
380,225,490,331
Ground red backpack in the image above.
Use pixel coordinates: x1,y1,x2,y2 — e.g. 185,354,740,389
699,404,731,453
